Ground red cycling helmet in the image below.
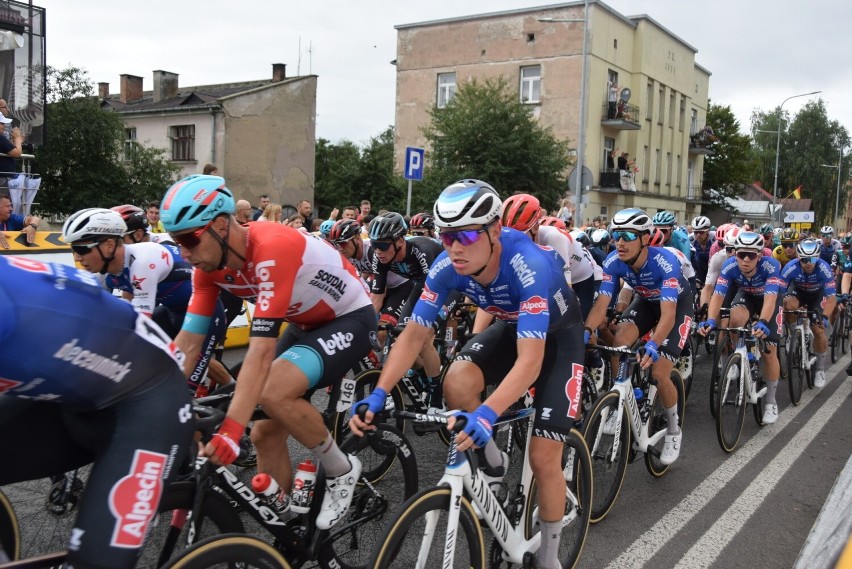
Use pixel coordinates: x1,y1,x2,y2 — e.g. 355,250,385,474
649,228,667,247
501,194,541,232
111,204,148,232
539,216,566,230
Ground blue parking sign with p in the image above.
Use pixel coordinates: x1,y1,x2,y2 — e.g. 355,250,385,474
404,147,424,181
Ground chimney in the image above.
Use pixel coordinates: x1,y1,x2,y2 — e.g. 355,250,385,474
272,63,286,82
153,70,179,102
119,74,143,103
98,82,109,100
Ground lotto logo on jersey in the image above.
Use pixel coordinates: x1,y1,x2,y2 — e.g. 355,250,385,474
109,450,167,548
419,284,438,304
254,260,276,311
520,296,548,315
318,332,354,356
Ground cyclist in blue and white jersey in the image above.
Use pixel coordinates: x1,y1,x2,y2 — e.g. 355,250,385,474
819,225,842,266
351,180,584,569
699,232,785,424
0,255,193,569
652,210,692,258
62,208,226,394
690,216,713,289
589,228,612,268
583,208,692,465
781,239,836,387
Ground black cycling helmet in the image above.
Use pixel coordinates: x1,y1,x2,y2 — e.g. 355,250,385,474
111,204,148,233
369,212,408,241
409,212,435,231
329,219,362,244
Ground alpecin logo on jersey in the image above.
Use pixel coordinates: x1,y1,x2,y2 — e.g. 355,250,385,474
420,284,438,304
520,296,548,315
318,332,354,356
255,260,276,311
109,450,167,548
663,277,680,291
509,253,537,288
633,286,661,298
653,253,674,274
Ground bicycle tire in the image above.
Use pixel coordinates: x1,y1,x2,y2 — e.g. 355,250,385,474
709,330,733,419
831,319,839,363
523,429,592,569
804,329,815,389
716,352,746,453
581,390,629,523
788,328,804,405
162,533,292,569
369,487,485,569
842,308,850,355
645,370,686,477
777,326,789,382
0,489,20,562
320,424,420,569
679,346,694,401
329,369,406,454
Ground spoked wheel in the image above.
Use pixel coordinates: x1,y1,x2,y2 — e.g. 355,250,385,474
788,328,805,405
716,353,746,453
581,391,629,523
753,376,767,426
842,309,851,355
645,370,686,477
709,330,734,419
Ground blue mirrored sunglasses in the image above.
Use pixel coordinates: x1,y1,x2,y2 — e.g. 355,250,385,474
439,226,488,247
611,230,640,242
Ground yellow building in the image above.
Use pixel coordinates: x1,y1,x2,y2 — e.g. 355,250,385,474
394,1,711,225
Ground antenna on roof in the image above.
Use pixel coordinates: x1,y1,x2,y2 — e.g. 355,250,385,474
297,36,302,76
308,41,313,75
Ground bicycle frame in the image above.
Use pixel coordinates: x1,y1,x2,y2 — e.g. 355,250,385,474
719,328,767,407
786,310,817,372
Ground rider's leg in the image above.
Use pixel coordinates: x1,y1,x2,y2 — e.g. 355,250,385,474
529,436,568,569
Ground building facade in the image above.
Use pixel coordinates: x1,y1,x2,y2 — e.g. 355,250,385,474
99,64,316,209
394,1,711,226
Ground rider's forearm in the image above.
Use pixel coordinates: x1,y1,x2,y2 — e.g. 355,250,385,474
707,291,724,322
651,301,676,346
376,322,431,393
759,294,778,323
584,294,609,332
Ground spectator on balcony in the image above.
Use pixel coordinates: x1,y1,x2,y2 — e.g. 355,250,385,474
0,99,9,139
608,83,619,119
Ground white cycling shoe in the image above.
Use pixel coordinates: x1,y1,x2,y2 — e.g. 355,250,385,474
660,430,682,465
762,403,779,425
814,370,826,388
316,455,362,530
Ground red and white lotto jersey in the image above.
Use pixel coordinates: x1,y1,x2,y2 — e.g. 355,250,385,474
188,222,371,330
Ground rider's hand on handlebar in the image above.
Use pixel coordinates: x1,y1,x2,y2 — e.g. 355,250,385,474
698,318,716,337
752,319,770,339
449,404,497,452
639,339,659,369
204,416,245,465
349,387,387,436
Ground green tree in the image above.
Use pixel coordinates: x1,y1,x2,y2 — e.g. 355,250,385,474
34,65,181,216
701,102,756,207
314,137,362,213
420,76,571,211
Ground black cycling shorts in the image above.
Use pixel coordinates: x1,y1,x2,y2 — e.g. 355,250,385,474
379,281,414,325
730,290,784,346
620,293,695,362
784,284,827,314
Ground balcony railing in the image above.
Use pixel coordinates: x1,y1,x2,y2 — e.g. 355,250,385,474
601,103,641,130
688,128,717,155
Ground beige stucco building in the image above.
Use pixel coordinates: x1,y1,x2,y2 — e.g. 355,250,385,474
99,64,316,209
394,1,711,225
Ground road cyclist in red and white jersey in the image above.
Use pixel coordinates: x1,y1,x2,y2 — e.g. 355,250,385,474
161,174,377,530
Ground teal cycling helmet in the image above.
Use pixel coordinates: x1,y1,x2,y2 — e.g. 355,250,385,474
652,211,676,226
161,175,235,232
319,219,335,237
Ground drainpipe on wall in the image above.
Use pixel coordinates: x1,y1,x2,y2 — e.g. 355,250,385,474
210,109,217,166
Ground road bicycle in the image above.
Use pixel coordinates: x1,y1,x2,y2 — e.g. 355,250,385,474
581,344,686,523
707,308,732,419
830,299,850,363
370,408,592,569
715,327,769,453
784,308,819,404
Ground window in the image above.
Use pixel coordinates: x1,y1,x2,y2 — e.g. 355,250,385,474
690,109,698,135
658,86,665,125
170,125,195,161
666,152,672,185
520,65,541,103
603,137,615,171
123,127,137,162
646,81,654,121
676,154,682,189
679,96,686,131
643,145,650,181
655,149,661,183
668,92,675,127
437,72,456,109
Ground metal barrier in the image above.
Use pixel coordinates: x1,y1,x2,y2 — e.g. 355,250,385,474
0,153,39,216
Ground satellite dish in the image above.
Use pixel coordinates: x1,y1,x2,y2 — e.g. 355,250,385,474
620,88,631,103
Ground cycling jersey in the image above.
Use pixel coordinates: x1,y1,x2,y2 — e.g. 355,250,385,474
622,246,695,293
691,238,713,285
412,227,579,339
369,235,443,295
667,227,692,257
705,249,730,288
185,222,372,335
598,246,689,303
713,256,784,297
103,241,193,315
772,245,793,265
780,258,836,295
819,238,842,265
536,225,597,285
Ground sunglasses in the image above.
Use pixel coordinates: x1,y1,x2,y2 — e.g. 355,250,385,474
372,240,395,251
694,230,707,235
410,230,430,237
611,230,640,242
736,251,759,261
658,227,671,234
71,241,103,256
800,256,816,264
171,219,215,249
783,242,796,248
439,226,491,247
725,246,735,254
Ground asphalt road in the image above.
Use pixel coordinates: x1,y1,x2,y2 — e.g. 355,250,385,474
3,343,850,568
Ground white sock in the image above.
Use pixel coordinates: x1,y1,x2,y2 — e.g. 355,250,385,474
537,519,562,569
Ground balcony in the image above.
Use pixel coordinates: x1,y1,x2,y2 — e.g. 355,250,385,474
688,128,717,155
686,185,704,203
599,170,620,191
600,102,641,130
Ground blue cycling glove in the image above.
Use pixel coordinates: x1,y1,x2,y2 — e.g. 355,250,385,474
699,318,716,333
753,320,770,336
584,328,592,344
642,339,660,363
353,387,388,417
454,404,498,447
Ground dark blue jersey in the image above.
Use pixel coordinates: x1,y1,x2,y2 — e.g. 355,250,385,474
599,247,689,303
780,258,836,295
714,256,784,297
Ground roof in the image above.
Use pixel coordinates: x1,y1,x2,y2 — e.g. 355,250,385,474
779,198,813,211
101,76,309,114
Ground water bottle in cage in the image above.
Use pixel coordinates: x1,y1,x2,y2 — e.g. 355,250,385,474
251,473,291,515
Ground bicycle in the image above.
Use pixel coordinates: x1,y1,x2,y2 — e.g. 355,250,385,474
581,343,686,523
784,308,820,401
830,299,850,363
707,308,733,419
369,409,592,569
715,326,770,453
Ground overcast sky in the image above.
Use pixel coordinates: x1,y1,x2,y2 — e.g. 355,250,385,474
37,0,851,146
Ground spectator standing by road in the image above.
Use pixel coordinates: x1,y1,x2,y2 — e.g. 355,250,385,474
146,200,166,233
0,193,39,248
252,194,270,221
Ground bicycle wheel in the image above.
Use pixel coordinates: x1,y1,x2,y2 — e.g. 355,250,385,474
329,369,406,449
0,489,20,562
138,480,245,568
788,328,805,406
715,352,746,453
162,533,292,569
841,309,850,355
777,326,789,382
709,331,733,419
523,429,592,569
320,424,420,569
831,320,839,363
645,370,686,477
581,390,629,523
370,487,485,569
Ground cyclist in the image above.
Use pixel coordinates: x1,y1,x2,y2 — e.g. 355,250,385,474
781,239,835,388
161,174,376,530
589,228,612,267
698,232,784,424
62,207,227,395
409,212,438,240
772,228,800,266
690,216,713,290
318,218,335,240
351,179,585,569
0,255,193,569
819,225,842,265
583,208,691,464
652,210,691,257
501,193,599,318
700,225,741,310
540,216,566,230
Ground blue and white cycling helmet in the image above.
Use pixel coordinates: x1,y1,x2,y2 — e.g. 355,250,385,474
161,175,235,233
734,231,764,251
319,219,335,237
62,208,127,243
796,239,820,258
611,208,653,234
433,179,502,229
652,211,676,227
591,228,610,247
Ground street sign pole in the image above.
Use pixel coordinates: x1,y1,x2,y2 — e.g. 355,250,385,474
406,179,413,218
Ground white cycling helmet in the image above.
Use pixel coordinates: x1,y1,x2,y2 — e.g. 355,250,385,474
820,225,834,235
734,231,764,251
610,208,653,234
691,216,711,231
723,226,741,247
62,208,127,243
433,179,502,228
